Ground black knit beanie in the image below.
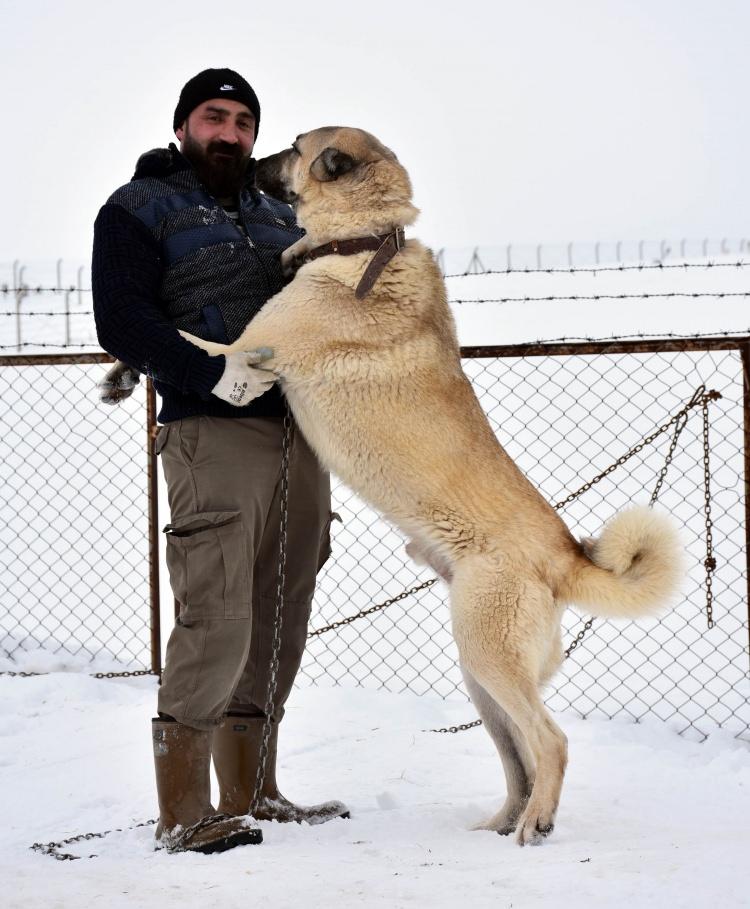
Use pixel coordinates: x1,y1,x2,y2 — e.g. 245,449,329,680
173,68,260,136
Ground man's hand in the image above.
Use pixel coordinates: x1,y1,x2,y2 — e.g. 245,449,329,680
212,349,276,407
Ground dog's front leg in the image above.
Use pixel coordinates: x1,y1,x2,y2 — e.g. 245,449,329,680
178,330,277,373
180,282,307,378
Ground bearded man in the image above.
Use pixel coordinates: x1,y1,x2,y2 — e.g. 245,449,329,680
92,68,348,855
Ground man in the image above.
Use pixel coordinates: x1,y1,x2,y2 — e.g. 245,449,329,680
92,68,348,855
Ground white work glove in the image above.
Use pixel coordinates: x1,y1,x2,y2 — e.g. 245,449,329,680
212,349,276,407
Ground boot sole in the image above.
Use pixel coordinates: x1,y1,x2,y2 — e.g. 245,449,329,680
187,827,263,854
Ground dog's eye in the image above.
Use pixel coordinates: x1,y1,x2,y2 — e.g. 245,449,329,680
290,144,300,155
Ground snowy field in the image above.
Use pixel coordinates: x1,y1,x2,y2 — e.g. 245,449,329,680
1,251,749,905
2,676,748,909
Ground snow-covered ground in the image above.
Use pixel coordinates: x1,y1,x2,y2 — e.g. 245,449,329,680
2,675,748,909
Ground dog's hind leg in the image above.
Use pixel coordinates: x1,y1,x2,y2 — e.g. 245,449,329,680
461,664,535,835
451,563,568,845
501,676,567,845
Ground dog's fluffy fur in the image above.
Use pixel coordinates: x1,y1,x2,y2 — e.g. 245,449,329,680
179,127,683,844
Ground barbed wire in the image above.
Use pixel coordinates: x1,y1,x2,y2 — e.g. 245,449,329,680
0,290,747,324
0,311,94,317
443,260,750,278
0,341,103,351
449,291,750,305
1,328,749,354
1,286,92,294
3,261,749,294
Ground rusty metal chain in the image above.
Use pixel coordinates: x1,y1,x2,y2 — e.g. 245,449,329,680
250,406,293,815
429,719,484,734
30,819,157,861
563,618,596,660
307,578,438,639
701,392,719,629
553,385,711,512
648,408,690,507
0,669,158,679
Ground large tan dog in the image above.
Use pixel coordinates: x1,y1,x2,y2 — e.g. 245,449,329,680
179,127,682,845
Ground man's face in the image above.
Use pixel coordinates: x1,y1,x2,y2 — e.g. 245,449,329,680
176,99,256,200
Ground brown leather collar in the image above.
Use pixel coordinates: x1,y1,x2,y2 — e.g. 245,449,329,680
303,228,406,300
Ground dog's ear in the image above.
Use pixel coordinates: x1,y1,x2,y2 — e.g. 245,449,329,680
309,147,357,182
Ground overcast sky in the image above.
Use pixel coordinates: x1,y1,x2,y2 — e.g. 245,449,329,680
1,0,748,265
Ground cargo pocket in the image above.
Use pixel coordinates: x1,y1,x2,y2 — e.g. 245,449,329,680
163,510,251,622
154,424,170,455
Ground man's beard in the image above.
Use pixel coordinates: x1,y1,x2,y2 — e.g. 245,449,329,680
182,131,251,200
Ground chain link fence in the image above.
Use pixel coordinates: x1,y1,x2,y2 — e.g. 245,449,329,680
1,340,748,741
0,354,157,671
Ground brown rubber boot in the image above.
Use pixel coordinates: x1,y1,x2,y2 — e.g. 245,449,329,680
212,715,350,825
152,718,262,853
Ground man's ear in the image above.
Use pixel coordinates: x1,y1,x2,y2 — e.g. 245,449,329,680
309,147,356,182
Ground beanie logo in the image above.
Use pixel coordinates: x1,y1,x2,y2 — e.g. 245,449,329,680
220,84,235,91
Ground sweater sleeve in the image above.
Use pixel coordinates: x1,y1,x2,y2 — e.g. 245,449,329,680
92,203,225,398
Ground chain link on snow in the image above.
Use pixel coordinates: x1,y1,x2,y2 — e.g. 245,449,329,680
0,669,158,679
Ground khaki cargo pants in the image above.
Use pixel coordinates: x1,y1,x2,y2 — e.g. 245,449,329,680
154,415,331,732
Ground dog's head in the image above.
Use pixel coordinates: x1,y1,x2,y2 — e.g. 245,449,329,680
255,127,419,243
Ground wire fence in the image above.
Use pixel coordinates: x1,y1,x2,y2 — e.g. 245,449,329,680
0,255,748,742
0,354,157,670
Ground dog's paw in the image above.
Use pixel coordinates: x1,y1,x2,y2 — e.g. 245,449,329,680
97,366,140,405
280,248,306,278
514,802,556,846
245,347,275,365
471,800,525,837
471,817,517,837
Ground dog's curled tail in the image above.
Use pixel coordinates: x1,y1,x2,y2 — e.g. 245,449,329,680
560,506,683,619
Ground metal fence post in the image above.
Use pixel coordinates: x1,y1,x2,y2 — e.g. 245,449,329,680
146,378,162,679
13,261,27,352
741,341,750,661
